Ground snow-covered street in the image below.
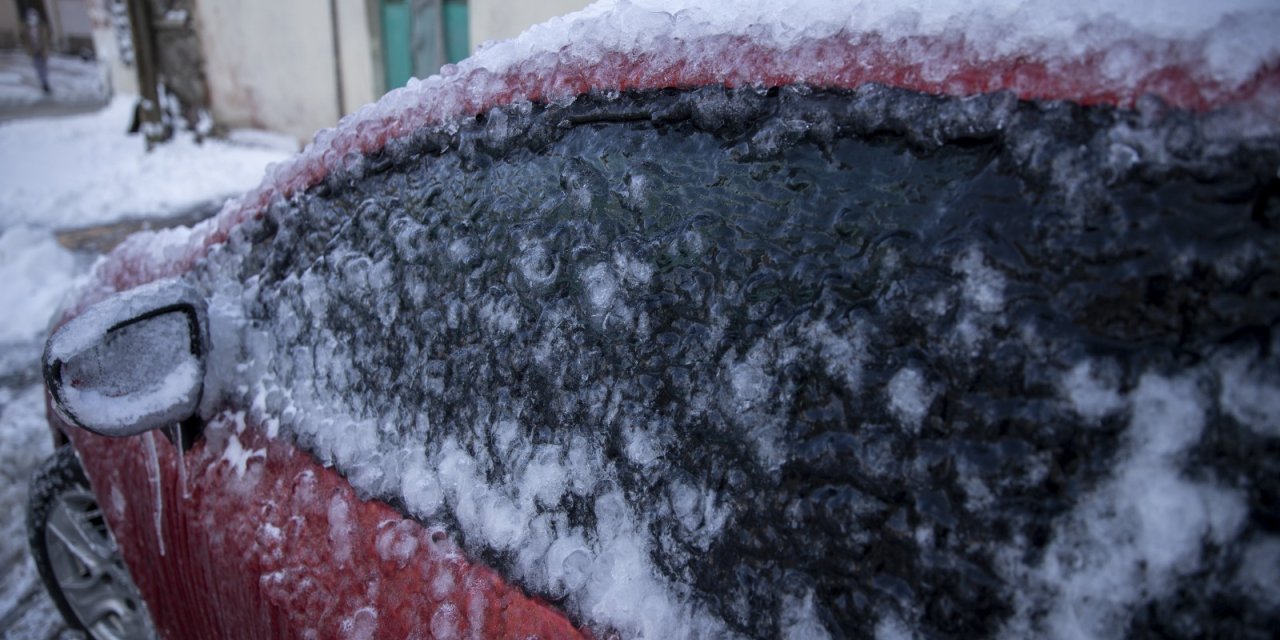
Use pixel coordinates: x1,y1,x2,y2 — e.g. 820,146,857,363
0,51,107,123
0,75,290,637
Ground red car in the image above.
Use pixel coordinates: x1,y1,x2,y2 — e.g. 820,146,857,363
27,2,1280,639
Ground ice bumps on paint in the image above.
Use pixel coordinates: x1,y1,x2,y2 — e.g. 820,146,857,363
181,84,1279,639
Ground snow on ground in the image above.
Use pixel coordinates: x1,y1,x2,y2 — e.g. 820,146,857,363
0,384,55,636
0,226,83,343
0,51,106,110
0,85,290,635
0,95,294,229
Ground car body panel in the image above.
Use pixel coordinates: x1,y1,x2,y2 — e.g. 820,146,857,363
59,410,585,639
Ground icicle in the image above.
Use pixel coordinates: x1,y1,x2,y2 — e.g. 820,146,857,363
144,431,166,557
175,425,189,499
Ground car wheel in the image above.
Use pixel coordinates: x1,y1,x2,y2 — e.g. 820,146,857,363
27,446,155,640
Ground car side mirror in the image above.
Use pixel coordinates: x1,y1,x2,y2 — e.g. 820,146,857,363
43,279,209,437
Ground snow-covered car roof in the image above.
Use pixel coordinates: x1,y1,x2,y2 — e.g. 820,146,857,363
84,0,1280,301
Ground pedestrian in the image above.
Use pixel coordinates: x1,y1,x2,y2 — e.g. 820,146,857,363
19,8,52,95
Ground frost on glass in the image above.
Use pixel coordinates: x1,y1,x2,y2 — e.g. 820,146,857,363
180,84,1280,639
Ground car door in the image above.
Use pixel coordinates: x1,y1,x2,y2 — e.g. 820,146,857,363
57,83,1277,638
40,3,1280,638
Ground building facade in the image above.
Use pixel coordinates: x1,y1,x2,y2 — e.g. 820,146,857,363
2,0,95,53
84,0,592,143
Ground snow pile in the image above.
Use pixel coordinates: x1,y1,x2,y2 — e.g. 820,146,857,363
0,52,107,109
0,96,290,229
0,226,80,343
0,385,54,629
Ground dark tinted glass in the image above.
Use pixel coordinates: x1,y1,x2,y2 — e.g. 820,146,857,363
217,86,1280,638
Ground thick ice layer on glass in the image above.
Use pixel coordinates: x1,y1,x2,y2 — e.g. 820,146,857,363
176,85,1280,638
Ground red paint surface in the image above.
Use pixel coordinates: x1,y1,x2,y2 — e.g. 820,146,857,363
62,411,585,639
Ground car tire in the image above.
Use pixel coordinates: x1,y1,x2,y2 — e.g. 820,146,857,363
27,446,155,640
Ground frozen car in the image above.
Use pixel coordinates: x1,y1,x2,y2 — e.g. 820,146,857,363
26,1,1280,638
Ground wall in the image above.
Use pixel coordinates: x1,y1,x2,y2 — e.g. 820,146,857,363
168,1,589,144
193,0,377,144
86,0,137,95
53,0,91,38
335,0,376,115
0,1,17,49
28,0,92,52
4,0,94,51
468,0,591,50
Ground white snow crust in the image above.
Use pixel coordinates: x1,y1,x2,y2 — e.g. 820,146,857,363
1061,361,1125,423
886,367,934,433
0,226,80,342
303,0,1279,188
1004,368,1255,639
202,253,753,639
62,356,200,430
0,96,289,229
1218,355,1280,438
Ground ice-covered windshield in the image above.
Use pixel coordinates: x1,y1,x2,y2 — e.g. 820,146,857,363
192,84,1280,638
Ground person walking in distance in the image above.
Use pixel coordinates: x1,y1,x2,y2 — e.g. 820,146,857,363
20,8,52,95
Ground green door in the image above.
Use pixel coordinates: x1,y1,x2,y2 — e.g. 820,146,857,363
380,0,469,92
442,0,469,64
380,0,413,91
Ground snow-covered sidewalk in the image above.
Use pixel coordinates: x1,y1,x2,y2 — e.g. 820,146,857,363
1,96,293,230
0,95,292,637
0,51,107,115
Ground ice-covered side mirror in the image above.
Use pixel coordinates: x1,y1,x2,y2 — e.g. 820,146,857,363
43,279,209,437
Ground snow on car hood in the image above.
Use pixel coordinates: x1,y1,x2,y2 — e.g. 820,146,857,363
86,0,1280,299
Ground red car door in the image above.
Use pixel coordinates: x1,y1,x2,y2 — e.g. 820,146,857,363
34,2,1280,639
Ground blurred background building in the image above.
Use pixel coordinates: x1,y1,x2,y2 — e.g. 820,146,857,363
0,1,94,54
2,0,592,143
